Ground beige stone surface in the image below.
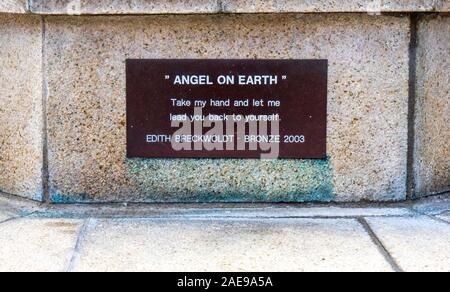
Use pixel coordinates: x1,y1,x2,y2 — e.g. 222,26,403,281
0,210,15,222
155,207,415,218
414,15,450,197
0,192,41,218
44,14,410,202
29,0,450,14
437,211,450,223
412,195,450,215
366,216,450,272
0,0,27,13
30,0,219,14
0,218,82,272
224,0,449,13
0,15,43,201
72,218,393,272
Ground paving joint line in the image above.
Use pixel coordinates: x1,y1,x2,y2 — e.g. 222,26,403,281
41,15,50,204
357,217,404,272
0,216,21,226
0,210,38,225
65,218,92,272
408,208,450,225
426,215,450,225
147,215,412,220
27,214,416,220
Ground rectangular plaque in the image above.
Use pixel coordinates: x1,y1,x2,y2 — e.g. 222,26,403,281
126,59,327,159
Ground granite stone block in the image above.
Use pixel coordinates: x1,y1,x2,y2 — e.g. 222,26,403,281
223,0,449,13
414,15,450,197
0,0,27,13
29,0,220,14
0,15,43,201
29,0,450,14
44,14,410,202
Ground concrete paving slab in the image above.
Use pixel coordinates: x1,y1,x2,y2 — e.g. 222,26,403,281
28,204,415,219
0,197,19,222
0,193,40,221
366,216,450,272
28,0,450,14
72,218,393,272
0,210,15,222
412,195,450,215
165,207,414,219
0,218,83,272
437,212,450,223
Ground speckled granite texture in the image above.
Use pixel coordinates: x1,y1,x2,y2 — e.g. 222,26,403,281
222,0,449,13
0,0,27,13
0,8,447,203
44,14,410,203
414,15,450,197
27,0,450,14
0,14,43,201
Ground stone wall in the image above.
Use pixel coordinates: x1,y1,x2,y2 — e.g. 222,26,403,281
44,14,409,203
414,14,450,197
0,14,43,200
0,1,448,203
27,0,450,14
0,0,27,13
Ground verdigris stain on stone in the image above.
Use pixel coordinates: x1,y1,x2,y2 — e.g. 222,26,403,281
50,159,333,203
137,159,329,202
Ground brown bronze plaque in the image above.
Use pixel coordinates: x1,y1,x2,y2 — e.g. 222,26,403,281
126,59,327,159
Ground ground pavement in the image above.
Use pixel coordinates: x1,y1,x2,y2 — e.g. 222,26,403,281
0,193,449,272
